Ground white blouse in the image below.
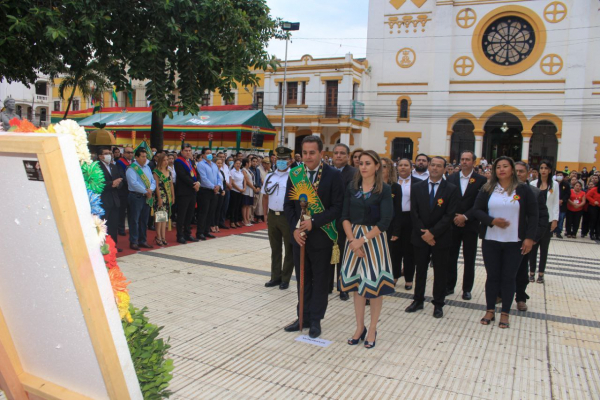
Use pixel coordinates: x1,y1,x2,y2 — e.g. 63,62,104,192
530,180,560,222
230,168,244,193
485,184,520,243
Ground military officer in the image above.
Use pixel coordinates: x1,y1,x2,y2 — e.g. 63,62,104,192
262,146,295,290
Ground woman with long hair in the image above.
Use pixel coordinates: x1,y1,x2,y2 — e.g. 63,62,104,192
350,148,363,168
152,153,175,246
229,159,245,228
474,156,538,329
380,157,403,285
566,181,586,238
529,160,559,283
241,158,256,226
341,151,395,349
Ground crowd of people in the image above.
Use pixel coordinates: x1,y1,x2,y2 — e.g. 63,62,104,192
98,137,598,345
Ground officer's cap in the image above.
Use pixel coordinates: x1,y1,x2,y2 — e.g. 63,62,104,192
275,146,293,159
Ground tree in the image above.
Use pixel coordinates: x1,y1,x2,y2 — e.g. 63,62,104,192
55,63,110,119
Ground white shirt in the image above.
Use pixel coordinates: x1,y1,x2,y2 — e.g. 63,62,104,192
230,168,244,193
220,163,231,187
398,175,412,212
168,165,176,184
427,178,442,197
261,169,289,211
101,160,112,176
480,159,488,167
530,179,560,221
485,184,520,242
459,169,474,195
413,170,429,180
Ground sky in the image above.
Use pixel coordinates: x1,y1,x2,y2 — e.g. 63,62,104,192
265,0,368,61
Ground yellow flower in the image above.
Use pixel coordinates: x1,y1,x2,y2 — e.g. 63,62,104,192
115,291,133,322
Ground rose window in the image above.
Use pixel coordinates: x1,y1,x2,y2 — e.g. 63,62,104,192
482,16,535,66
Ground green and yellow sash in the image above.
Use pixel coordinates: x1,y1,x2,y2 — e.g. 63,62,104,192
131,163,154,208
289,165,340,264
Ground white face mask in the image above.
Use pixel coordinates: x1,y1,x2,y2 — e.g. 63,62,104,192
556,176,563,182
103,155,112,164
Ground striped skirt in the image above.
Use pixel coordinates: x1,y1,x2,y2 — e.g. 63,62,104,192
340,224,396,299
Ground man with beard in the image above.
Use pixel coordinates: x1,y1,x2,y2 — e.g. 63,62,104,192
412,153,430,180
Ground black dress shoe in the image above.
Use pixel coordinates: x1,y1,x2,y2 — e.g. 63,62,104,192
309,321,321,338
405,301,424,313
340,291,349,301
219,225,230,230
185,236,199,242
196,234,207,241
446,289,454,296
177,237,187,244
206,233,216,239
462,292,472,300
433,306,444,318
279,282,289,290
284,319,309,332
265,280,281,288
129,244,140,251
138,242,154,249
117,248,123,253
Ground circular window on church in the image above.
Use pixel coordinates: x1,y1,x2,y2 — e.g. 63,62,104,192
471,6,547,76
482,16,535,66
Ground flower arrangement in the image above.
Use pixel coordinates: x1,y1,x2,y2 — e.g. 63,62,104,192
437,198,444,207
88,189,105,217
82,162,106,194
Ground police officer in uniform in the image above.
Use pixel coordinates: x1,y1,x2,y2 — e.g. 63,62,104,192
262,146,295,290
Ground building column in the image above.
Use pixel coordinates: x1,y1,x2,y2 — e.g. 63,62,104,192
445,134,452,160
474,129,484,163
341,134,350,146
521,130,532,162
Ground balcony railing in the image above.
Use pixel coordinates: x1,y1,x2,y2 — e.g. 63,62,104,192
36,94,49,102
316,102,365,120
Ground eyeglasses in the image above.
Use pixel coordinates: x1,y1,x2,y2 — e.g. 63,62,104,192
124,151,134,154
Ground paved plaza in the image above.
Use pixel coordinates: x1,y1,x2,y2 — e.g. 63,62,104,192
3,231,598,400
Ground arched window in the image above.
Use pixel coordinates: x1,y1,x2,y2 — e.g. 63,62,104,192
396,96,411,122
450,119,475,163
392,138,413,160
529,121,558,168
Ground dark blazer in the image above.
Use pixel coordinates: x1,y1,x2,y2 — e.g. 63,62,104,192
99,162,124,210
530,185,549,243
115,159,130,198
284,163,344,249
558,180,571,212
388,182,403,237
396,175,422,210
175,158,198,197
339,165,357,189
447,171,487,232
473,183,539,241
410,179,460,248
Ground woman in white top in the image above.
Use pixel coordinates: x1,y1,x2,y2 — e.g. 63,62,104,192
242,158,256,226
529,160,560,283
229,159,245,228
474,156,538,329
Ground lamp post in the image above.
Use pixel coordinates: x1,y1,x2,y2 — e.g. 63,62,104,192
280,21,300,147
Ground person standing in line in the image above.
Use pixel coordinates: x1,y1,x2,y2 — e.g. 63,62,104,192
283,135,344,338
126,148,156,250
529,160,559,283
474,156,538,329
262,147,295,291
211,158,227,234
216,152,231,230
241,158,257,226
350,148,363,169
167,152,178,224
174,144,200,244
255,158,270,222
446,150,487,300
341,151,395,349
329,143,357,301
116,146,134,236
112,147,121,163
586,181,600,240
196,148,221,241
380,157,403,285
513,161,548,311
229,159,246,228
152,153,175,246
405,156,459,318
412,153,430,180
395,158,421,289
98,147,124,251
566,181,586,238
554,171,570,238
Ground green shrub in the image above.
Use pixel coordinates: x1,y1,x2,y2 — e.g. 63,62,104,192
123,306,174,399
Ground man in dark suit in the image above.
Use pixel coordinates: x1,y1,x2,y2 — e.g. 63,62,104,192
174,143,200,244
283,136,344,338
406,156,459,318
98,147,124,250
446,150,487,300
329,143,357,301
116,146,134,236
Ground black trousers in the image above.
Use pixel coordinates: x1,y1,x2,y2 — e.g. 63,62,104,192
229,191,243,224
447,227,478,293
118,194,128,234
565,211,583,236
329,224,347,292
515,254,530,303
395,212,416,282
413,245,449,307
581,209,590,236
104,205,120,245
212,192,225,227
589,206,600,237
293,244,332,322
197,188,217,236
481,240,523,314
529,227,552,274
176,195,196,239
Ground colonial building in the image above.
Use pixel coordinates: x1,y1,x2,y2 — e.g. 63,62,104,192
0,76,52,127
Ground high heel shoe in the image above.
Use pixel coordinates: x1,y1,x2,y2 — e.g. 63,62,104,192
480,311,495,325
155,237,163,247
499,312,510,329
537,274,544,284
161,239,168,246
347,327,367,345
364,331,377,349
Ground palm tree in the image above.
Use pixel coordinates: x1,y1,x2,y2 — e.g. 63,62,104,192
55,62,110,119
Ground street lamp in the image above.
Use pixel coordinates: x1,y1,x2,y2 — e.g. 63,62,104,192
280,21,300,147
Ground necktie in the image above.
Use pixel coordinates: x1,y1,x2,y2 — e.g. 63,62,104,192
309,170,316,183
430,182,438,209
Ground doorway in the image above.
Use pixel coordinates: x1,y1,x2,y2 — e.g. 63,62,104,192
482,113,523,162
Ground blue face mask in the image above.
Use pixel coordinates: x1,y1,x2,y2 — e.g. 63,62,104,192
228,161,234,168
276,160,289,171
206,154,213,161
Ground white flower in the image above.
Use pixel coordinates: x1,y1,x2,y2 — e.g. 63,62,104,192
54,119,91,164
91,214,107,245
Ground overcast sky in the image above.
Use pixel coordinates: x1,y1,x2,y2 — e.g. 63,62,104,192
265,0,368,61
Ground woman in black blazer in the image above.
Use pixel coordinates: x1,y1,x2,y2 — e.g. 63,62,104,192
474,156,538,329
381,157,403,285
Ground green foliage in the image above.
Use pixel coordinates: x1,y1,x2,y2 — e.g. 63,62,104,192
124,306,174,400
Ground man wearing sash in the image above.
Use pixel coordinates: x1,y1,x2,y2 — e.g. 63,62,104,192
125,148,156,250
116,146,134,236
175,144,201,244
283,136,344,338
